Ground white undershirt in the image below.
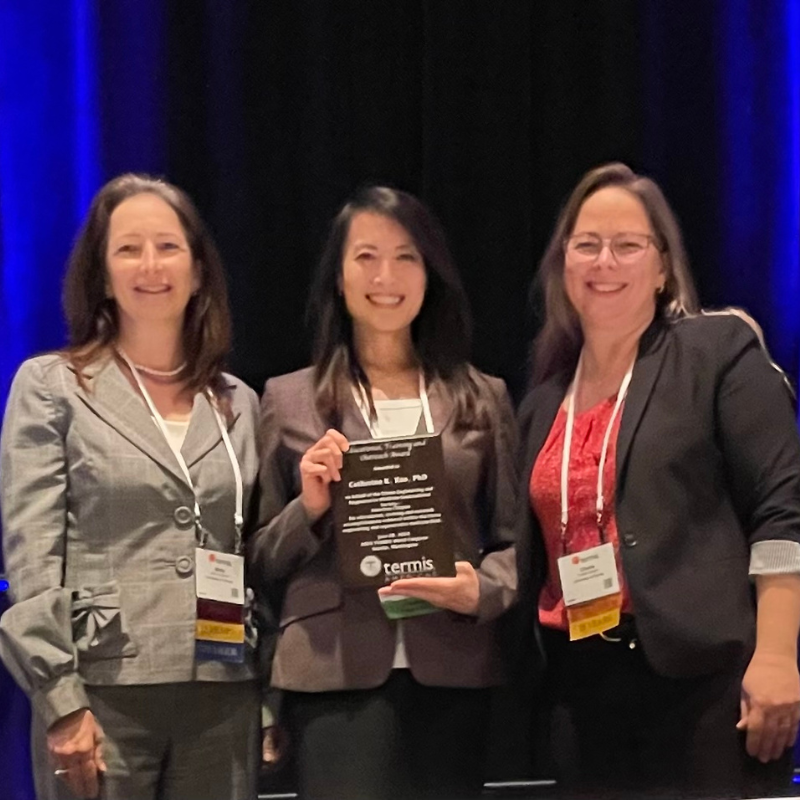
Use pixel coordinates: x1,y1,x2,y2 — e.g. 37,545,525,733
162,418,190,455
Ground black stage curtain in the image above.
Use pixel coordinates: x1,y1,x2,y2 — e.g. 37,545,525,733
137,0,784,403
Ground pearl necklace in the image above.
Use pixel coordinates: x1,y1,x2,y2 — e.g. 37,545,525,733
116,349,186,378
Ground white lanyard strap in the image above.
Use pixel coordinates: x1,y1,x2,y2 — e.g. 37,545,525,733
207,389,244,552
352,371,434,438
119,352,244,553
560,355,634,550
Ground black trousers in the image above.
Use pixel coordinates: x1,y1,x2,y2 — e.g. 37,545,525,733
540,623,795,798
284,670,490,800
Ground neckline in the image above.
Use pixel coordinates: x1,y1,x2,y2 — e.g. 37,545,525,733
162,415,191,426
560,394,617,419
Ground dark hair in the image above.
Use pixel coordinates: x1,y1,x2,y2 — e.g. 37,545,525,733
62,173,232,400
307,186,485,427
530,162,699,383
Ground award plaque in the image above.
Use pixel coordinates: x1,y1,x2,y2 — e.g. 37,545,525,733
333,434,455,588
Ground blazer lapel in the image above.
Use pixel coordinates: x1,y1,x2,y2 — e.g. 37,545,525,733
517,377,566,593
425,378,453,435
521,378,565,481
181,390,242,468
338,386,373,443
75,359,190,488
616,320,669,481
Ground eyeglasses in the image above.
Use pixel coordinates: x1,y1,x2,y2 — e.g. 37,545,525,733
564,232,658,264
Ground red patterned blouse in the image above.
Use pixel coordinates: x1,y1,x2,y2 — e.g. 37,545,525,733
529,397,633,631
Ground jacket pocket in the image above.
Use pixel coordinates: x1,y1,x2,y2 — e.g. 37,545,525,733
71,581,138,660
279,576,342,628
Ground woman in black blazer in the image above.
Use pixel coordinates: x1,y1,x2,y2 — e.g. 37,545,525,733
518,163,800,796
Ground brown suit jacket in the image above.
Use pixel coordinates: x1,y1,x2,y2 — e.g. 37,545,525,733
249,366,518,691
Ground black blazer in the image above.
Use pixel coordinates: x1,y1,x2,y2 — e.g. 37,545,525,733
517,314,800,678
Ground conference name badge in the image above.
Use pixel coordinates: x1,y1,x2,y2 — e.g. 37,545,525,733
194,548,246,663
557,542,622,641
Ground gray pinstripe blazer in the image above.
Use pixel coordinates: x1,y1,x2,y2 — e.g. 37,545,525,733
0,354,260,728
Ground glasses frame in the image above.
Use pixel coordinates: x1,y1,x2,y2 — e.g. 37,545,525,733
563,232,660,265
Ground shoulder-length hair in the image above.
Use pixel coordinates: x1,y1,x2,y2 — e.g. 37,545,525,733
530,162,699,383
307,186,486,428
62,173,232,400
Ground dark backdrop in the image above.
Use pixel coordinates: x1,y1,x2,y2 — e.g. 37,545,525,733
1,2,798,798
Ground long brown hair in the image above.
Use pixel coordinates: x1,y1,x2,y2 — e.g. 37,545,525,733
531,163,699,384
62,174,232,400
307,186,489,428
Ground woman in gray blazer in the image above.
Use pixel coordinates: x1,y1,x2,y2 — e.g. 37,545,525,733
250,186,518,799
0,175,261,800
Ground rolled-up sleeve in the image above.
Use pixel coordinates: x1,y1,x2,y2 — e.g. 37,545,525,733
713,321,800,576
0,358,89,727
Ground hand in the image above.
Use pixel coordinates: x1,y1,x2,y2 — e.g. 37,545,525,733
737,650,800,762
262,724,286,767
377,561,480,616
48,708,106,799
299,429,349,522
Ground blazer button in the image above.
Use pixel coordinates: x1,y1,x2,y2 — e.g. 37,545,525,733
173,506,194,528
622,533,638,547
175,555,194,576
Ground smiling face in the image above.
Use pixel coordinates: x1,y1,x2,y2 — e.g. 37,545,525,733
340,211,427,340
105,192,200,334
564,186,665,335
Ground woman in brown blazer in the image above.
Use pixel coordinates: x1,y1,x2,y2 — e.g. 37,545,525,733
249,187,518,799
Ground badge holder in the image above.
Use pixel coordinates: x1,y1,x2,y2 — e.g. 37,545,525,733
194,538,246,663
557,541,622,640
557,355,633,642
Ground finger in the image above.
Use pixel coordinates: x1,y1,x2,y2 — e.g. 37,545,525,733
309,436,346,468
379,583,443,604
309,438,342,458
756,715,781,763
81,758,100,799
745,704,765,759
305,448,342,482
94,739,107,773
64,760,97,800
324,429,350,452
737,697,748,729
62,771,86,798
381,577,452,596
300,461,332,482
768,718,795,761
262,729,278,764
384,583,457,610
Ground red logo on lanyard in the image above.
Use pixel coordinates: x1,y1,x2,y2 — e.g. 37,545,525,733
571,555,580,565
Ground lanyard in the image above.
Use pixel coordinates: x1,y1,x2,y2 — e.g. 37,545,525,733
118,352,244,553
352,371,434,439
559,355,634,554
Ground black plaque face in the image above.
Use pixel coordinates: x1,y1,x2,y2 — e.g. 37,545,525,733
333,434,455,588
